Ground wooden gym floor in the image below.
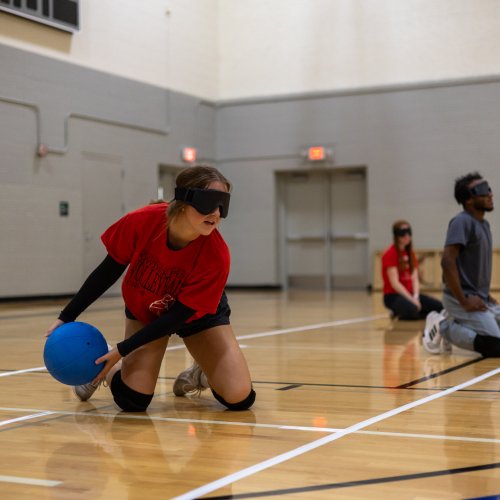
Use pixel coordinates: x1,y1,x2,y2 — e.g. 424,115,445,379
0,289,499,499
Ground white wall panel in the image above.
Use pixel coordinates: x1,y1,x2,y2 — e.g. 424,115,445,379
0,0,219,100
218,0,500,99
3,1,500,101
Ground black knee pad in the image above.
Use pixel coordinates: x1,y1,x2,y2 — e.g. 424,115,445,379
473,335,500,357
110,370,154,412
211,387,256,411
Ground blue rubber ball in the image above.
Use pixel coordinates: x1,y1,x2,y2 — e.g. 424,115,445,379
44,322,108,386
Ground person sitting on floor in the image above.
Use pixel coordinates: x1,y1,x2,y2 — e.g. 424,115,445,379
382,220,443,320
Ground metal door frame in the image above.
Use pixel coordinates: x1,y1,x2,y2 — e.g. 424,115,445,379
276,166,367,290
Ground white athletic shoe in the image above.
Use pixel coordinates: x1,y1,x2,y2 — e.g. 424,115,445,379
74,380,102,402
73,343,112,402
173,362,209,397
423,311,447,354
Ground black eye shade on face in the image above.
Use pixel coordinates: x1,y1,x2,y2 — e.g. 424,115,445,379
394,227,412,237
174,187,231,218
469,180,492,197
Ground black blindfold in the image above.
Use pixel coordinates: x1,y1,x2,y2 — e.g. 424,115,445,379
393,227,412,237
469,180,492,198
174,187,230,218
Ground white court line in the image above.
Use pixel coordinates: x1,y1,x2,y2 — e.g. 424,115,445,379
359,429,500,444
0,366,46,377
2,406,500,446
172,366,500,500
0,411,54,427
0,475,61,487
2,316,385,374
234,314,387,341
164,314,387,352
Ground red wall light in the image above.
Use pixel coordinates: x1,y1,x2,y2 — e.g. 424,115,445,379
308,146,326,161
181,147,197,163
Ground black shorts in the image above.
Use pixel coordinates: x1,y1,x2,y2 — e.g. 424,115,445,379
124,291,231,339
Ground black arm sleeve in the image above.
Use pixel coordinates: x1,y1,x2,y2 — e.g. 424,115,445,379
58,254,128,323
117,301,195,357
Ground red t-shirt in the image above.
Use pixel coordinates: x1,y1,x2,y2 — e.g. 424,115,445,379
381,244,416,295
101,203,230,324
